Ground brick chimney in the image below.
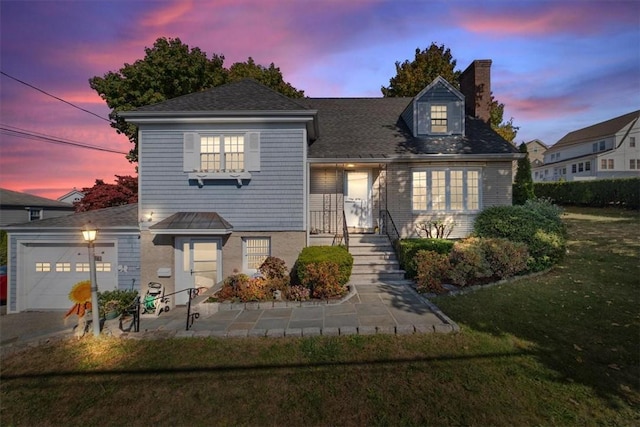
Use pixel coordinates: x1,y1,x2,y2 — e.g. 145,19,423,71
459,59,492,123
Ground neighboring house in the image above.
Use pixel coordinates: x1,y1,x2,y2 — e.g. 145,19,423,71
532,110,640,182
525,139,548,168
57,188,85,205
4,204,140,313
120,59,521,305
0,188,76,227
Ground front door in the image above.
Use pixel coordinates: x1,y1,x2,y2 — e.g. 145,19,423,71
344,170,372,229
175,238,220,305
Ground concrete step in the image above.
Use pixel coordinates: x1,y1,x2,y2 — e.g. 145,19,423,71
350,271,407,282
349,245,395,254
352,264,402,273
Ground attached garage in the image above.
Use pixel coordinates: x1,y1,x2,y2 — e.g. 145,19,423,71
5,204,140,313
19,242,117,310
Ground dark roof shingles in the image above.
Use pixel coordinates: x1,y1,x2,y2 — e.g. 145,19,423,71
149,212,233,231
4,203,138,229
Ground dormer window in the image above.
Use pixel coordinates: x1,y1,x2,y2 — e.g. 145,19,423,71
430,105,447,133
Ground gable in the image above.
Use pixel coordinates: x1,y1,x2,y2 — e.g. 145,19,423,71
402,76,465,137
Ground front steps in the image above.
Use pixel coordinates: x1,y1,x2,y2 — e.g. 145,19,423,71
348,234,405,282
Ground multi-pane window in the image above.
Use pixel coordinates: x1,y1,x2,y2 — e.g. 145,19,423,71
630,137,636,148
578,163,584,172
592,143,598,153
601,159,607,169
585,161,591,171
55,262,71,272
244,238,270,272
571,164,577,173
76,263,90,272
430,105,447,133
29,209,42,221
96,262,111,272
412,169,480,212
200,135,244,172
631,159,636,170
35,262,51,272
608,159,614,169
599,141,606,151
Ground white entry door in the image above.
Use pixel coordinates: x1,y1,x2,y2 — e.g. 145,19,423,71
175,238,220,305
344,170,372,229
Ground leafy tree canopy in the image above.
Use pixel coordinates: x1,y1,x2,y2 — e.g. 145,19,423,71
74,175,138,212
90,37,304,163
381,42,518,142
381,43,460,97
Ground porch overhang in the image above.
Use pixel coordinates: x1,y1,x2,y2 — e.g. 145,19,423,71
149,212,233,235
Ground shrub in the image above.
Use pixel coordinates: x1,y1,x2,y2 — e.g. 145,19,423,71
534,178,640,209
448,238,493,287
473,204,566,272
295,246,353,286
414,250,451,294
259,256,290,293
300,261,347,299
285,285,311,301
397,238,455,279
98,289,138,317
216,274,270,302
479,237,529,279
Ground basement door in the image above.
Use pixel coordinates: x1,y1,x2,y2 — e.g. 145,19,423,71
175,238,221,305
344,170,373,229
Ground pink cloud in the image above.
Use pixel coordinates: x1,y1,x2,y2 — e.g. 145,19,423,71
455,2,638,37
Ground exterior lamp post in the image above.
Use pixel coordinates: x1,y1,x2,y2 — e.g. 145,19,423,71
82,224,101,337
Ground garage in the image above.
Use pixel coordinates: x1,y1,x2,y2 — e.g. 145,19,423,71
19,242,117,310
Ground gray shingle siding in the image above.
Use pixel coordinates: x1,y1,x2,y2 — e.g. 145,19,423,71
139,127,306,231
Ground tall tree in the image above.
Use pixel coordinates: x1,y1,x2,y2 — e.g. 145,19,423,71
74,175,138,212
490,95,519,143
512,143,535,205
381,43,460,96
90,37,303,163
228,57,304,98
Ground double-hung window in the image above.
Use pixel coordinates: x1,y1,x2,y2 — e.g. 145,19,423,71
430,105,447,133
412,168,480,212
184,132,260,185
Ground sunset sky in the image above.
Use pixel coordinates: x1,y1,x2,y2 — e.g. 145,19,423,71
1,0,638,200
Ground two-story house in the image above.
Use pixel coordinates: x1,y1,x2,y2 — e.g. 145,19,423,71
525,139,548,168
119,59,521,304
532,110,640,182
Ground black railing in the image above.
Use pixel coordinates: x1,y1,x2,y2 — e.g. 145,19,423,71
309,210,343,234
124,285,203,332
379,209,401,243
342,210,349,251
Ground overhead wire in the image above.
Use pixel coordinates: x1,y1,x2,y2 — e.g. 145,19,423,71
0,123,127,155
0,70,112,123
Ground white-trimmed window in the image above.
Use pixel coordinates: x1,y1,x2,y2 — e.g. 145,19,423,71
96,262,111,272
608,159,614,169
55,262,71,272
631,159,636,170
630,137,636,148
243,237,270,273
601,159,607,169
35,262,50,272
183,132,260,179
430,105,447,133
585,161,591,171
412,168,480,212
29,209,42,221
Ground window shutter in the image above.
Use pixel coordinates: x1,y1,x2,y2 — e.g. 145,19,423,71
245,132,261,172
183,133,199,172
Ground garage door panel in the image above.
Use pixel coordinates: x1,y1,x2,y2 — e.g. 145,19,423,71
22,243,116,310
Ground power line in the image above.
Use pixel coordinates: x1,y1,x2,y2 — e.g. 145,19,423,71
0,124,127,155
0,70,112,123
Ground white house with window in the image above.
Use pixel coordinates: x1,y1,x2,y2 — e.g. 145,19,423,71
532,110,640,182
119,59,521,304
0,188,75,227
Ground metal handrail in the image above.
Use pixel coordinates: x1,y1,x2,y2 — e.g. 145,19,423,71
379,209,400,243
342,210,349,251
127,286,202,332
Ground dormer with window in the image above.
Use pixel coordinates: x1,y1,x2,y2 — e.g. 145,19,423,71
401,76,465,137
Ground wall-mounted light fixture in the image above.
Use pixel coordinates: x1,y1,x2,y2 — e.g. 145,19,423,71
141,212,154,222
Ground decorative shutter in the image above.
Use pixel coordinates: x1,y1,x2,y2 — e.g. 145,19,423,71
245,132,261,172
183,132,199,172
417,102,428,135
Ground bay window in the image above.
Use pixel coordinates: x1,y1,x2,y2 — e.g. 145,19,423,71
412,168,480,212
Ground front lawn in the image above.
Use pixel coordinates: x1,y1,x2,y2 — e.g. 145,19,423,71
1,207,638,426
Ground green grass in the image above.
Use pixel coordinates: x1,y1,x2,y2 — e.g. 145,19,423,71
1,207,639,426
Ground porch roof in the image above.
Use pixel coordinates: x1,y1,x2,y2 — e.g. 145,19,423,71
302,98,520,160
149,212,233,235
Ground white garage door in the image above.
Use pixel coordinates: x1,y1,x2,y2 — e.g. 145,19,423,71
21,242,117,310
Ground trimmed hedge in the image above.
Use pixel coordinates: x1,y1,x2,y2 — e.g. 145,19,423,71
534,178,640,209
295,246,353,286
473,202,567,272
396,238,455,279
